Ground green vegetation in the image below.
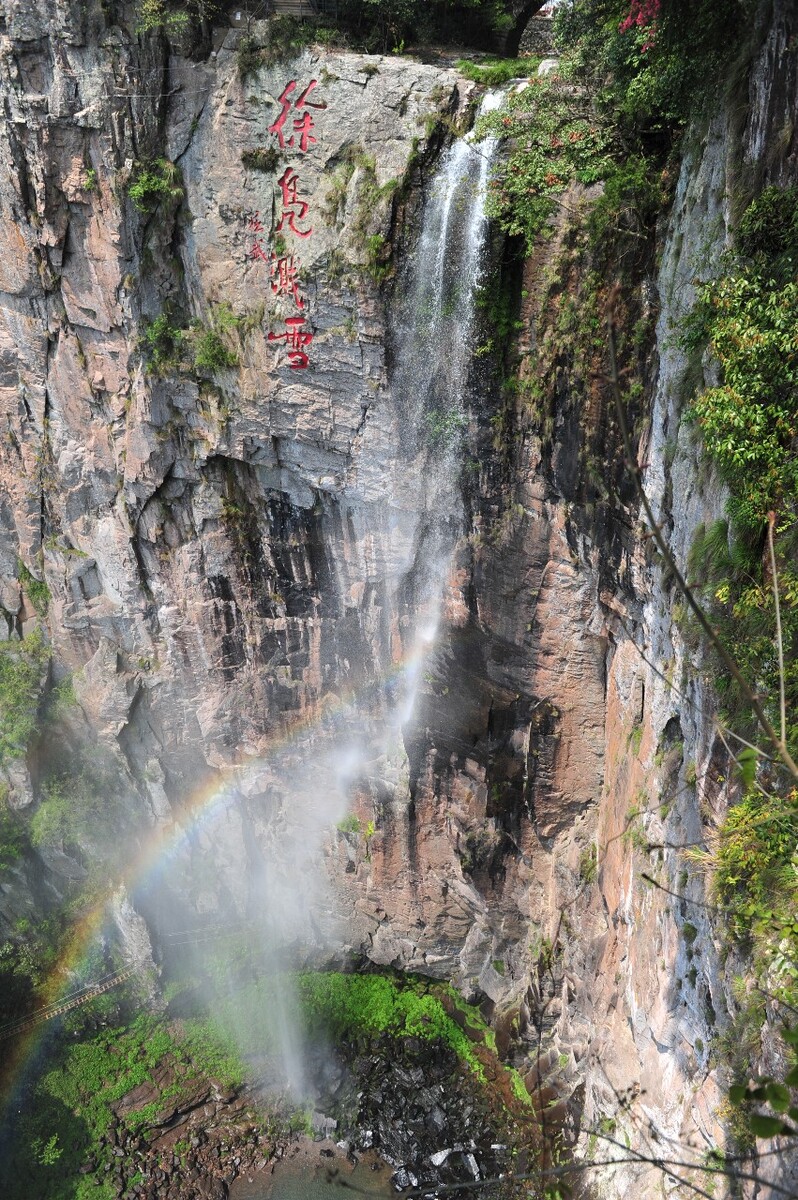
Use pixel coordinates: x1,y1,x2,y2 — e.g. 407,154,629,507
476,68,613,251
127,159,183,214
456,56,535,87
193,327,238,373
336,812,362,834
295,972,489,1081
240,146,281,174
136,0,218,35
141,305,240,376
141,311,185,372
693,785,798,1018
18,559,50,618
0,628,47,765
30,761,125,857
424,406,467,449
673,181,798,1143
476,0,758,255
684,188,798,532
578,843,598,884
3,1013,247,1200
553,0,757,133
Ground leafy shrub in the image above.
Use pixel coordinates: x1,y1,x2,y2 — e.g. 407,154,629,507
735,185,798,272
456,57,535,87
18,559,50,618
0,629,47,765
141,312,184,372
685,274,798,529
476,67,613,250
192,327,238,373
136,0,190,33
127,159,183,214
713,788,798,940
588,154,664,242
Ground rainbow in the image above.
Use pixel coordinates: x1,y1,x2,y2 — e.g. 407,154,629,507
0,634,436,1121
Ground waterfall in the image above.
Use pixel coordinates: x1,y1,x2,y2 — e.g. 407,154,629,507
389,87,505,726
394,88,503,452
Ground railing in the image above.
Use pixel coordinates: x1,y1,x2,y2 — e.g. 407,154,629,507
0,961,147,1042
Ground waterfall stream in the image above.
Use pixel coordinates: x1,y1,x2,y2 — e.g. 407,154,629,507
389,88,504,727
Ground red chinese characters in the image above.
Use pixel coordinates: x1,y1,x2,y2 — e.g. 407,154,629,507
246,211,270,262
268,316,313,370
269,253,304,311
275,168,312,239
268,80,325,153
246,77,325,369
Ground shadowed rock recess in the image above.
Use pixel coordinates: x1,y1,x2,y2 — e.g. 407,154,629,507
1,1,798,1198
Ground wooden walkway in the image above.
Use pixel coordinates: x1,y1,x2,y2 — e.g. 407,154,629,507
0,961,146,1042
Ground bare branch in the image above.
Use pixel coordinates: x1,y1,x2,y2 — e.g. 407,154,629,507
767,510,787,749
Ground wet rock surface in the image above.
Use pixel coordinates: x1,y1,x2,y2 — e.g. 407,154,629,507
102,1077,282,1200
94,1034,517,1200
350,1037,511,1194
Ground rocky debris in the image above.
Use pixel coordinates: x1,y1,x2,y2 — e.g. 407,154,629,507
349,1036,512,1195
81,1029,522,1200
94,1076,283,1200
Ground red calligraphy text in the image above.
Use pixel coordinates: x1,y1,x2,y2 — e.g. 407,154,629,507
268,316,313,369
246,210,270,261
276,168,313,239
268,79,325,153
270,254,305,310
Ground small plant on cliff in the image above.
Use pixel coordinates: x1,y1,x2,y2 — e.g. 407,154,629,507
141,312,185,372
0,629,47,766
18,559,50,619
192,327,238,374
127,159,183,214
136,0,219,35
240,146,281,174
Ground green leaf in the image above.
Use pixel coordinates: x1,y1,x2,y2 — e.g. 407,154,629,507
749,1114,787,1138
736,746,758,787
729,1084,748,1104
765,1082,791,1112
784,1065,798,1087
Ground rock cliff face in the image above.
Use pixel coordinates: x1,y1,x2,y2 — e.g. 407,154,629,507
1,1,797,1196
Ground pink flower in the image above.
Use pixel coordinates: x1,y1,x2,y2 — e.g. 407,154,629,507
619,0,661,42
